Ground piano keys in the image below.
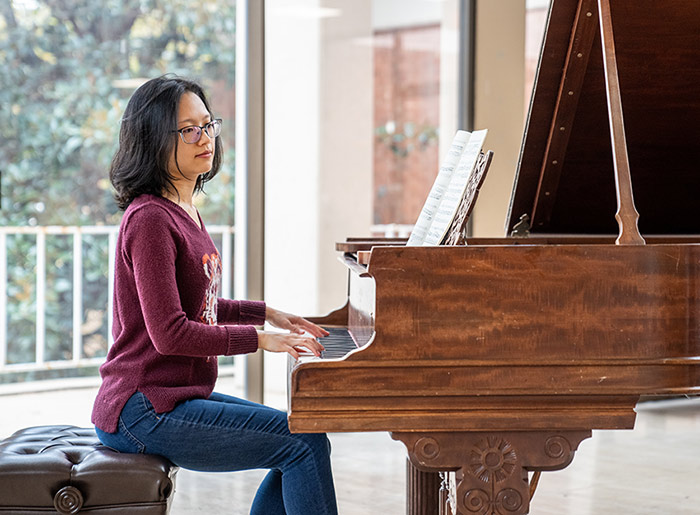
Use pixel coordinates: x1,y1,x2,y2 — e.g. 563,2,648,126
317,327,357,359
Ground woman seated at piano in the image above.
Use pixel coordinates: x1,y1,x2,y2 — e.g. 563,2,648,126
91,75,337,515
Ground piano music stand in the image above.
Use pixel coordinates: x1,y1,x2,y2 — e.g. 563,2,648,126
443,150,494,246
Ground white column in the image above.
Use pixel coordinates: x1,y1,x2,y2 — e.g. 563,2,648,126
317,0,373,314
235,0,267,403
35,232,46,364
471,0,527,237
265,0,373,407
72,230,83,362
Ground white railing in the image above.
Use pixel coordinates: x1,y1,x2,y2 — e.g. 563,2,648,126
0,225,235,373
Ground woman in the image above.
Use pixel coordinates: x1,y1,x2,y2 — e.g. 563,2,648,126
92,75,338,515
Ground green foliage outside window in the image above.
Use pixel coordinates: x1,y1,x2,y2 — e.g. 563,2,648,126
0,0,237,377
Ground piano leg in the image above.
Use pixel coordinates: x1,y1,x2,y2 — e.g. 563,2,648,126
407,459,441,515
392,430,591,515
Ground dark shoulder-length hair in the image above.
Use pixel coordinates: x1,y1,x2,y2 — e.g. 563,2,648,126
110,74,223,210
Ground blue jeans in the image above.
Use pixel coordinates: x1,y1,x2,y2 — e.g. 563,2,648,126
95,391,337,515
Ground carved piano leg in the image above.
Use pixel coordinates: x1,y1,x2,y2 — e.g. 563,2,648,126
392,431,591,515
407,459,441,515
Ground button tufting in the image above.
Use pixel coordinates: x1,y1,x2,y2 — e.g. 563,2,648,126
53,485,84,515
1,425,178,513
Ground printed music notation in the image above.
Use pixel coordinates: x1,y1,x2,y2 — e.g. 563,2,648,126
407,129,488,246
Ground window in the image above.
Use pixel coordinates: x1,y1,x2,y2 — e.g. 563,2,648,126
264,0,463,405
0,0,237,379
373,1,461,227
525,0,551,111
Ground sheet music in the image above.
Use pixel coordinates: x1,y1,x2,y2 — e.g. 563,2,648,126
406,130,471,246
423,129,488,246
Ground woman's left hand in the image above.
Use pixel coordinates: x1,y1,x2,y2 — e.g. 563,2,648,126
265,306,330,339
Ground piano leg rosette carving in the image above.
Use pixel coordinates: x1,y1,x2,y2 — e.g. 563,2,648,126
391,431,591,515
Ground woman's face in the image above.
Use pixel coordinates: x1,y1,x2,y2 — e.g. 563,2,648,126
168,91,216,186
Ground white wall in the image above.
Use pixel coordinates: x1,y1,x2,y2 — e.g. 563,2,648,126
471,0,526,237
265,0,373,404
265,0,322,319
265,0,373,316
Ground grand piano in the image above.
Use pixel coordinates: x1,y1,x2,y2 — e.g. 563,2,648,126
287,0,700,513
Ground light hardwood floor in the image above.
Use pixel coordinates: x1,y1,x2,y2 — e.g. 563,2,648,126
1,377,699,514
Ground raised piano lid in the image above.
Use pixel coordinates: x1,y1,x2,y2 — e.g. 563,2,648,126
507,0,700,237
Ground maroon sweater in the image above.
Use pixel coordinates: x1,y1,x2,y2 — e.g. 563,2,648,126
92,194,265,433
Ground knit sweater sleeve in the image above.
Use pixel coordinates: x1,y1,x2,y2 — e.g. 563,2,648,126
217,299,267,326
123,207,258,357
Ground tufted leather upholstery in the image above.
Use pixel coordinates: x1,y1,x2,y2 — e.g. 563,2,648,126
0,425,178,514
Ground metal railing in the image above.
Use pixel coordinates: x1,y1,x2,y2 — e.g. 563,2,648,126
0,225,235,374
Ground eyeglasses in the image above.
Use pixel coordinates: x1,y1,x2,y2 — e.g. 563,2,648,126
173,119,222,144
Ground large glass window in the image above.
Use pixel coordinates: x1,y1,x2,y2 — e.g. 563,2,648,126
525,0,551,110
372,1,460,227
0,0,237,379
264,0,462,406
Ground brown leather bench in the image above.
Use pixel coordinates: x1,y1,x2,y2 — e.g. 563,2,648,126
0,425,178,514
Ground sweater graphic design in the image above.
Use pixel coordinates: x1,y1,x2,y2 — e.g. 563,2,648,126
200,252,222,325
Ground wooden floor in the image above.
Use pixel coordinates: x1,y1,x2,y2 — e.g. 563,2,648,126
1,377,699,514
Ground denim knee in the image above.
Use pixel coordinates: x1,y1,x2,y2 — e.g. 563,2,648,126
299,432,331,457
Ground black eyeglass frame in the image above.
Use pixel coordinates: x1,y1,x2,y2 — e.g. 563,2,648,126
172,118,223,144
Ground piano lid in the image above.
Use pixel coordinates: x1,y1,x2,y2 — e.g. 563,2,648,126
507,0,700,236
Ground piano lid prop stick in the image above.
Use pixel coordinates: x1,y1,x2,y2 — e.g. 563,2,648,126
597,0,645,245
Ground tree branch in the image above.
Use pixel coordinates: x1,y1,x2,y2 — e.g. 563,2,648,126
0,0,18,29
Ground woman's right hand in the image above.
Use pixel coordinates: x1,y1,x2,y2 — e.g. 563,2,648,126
257,330,325,360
